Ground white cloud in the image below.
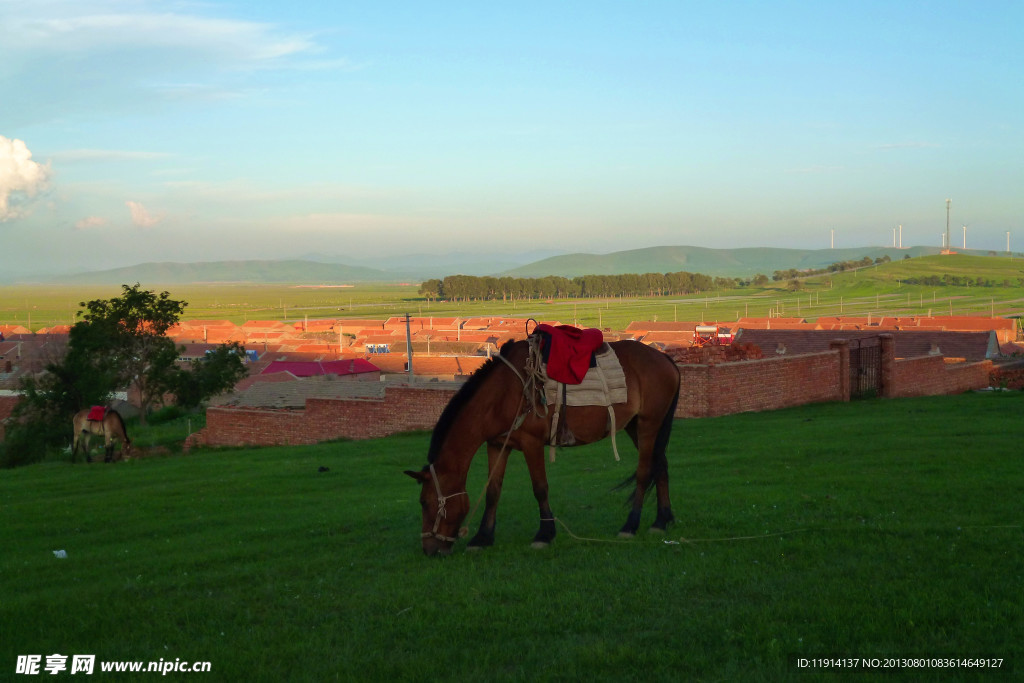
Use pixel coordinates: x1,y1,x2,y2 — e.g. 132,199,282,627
873,142,940,150
1,1,319,66
75,215,108,229
0,135,51,221
53,149,173,163
125,200,163,227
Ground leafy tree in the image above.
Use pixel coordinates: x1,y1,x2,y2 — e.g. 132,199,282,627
173,342,249,410
73,284,188,423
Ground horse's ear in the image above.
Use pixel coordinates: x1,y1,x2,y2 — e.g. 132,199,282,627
404,469,429,484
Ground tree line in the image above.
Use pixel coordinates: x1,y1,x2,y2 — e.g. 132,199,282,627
771,255,893,282
420,272,739,302
902,275,1024,288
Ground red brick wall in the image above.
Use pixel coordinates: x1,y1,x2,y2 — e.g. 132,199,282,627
0,395,20,440
187,386,456,448
185,350,995,448
677,351,842,418
892,356,992,398
990,365,1024,390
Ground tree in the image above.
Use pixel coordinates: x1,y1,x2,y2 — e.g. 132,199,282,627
173,342,249,410
72,284,188,423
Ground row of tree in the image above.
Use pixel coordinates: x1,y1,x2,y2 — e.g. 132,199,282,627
2,284,248,467
771,255,894,281
419,272,739,302
902,275,1024,288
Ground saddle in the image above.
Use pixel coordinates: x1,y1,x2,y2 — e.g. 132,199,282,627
533,324,604,384
527,325,627,461
87,405,108,422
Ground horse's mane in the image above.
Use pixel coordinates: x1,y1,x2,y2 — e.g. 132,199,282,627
426,340,518,464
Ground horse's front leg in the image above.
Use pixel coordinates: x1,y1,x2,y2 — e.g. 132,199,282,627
522,443,556,548
467,442,511,550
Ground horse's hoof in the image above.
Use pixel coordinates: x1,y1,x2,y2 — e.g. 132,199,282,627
647,527,666,535
617,531,635,539
465,545,484,552
530,541,550,549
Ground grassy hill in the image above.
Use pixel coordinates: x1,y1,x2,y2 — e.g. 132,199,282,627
502,245,956,278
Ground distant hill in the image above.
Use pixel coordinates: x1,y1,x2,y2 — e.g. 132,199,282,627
501,245,951,278
41,245,1015,286
51,260,392,285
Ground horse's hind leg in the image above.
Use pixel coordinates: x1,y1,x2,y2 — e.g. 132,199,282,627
619,416,674,537
522,443,556,548
468,442,511,550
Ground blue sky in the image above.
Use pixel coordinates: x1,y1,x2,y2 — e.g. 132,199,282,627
1,0,1021,276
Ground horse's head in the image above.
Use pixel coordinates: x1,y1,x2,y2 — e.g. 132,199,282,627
404,465,468,556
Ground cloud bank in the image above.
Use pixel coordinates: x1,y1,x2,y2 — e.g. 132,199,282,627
125,200,163,227
0,135,51,221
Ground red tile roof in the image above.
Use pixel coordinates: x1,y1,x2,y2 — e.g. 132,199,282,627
261,359,380,377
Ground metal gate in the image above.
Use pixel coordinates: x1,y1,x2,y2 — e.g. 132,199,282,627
849,337,882,398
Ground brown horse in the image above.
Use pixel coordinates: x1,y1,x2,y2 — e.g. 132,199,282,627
405,338,681,556
72,408,132,463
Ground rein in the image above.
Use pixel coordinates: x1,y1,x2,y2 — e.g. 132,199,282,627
422,463,467,544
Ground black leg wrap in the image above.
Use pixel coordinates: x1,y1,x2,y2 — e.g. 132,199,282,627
467,527,495,548
533,518,556,545
619,509,642,536
651,506,675,531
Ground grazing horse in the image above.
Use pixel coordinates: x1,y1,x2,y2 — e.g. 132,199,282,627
72,408,132,463
405,338,681,556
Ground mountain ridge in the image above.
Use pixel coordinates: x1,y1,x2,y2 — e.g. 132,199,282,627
30,245,1004,285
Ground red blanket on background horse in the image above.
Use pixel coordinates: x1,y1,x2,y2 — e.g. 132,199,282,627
87,405,107,422
534,324,604,385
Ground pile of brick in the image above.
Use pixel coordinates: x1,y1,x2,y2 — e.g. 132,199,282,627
666,342,763,366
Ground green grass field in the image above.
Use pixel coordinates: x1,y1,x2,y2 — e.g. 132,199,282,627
2,393,1021,681
3,255,1024,333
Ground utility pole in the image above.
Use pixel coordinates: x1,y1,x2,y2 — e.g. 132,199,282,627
404,312,414,384
962,225,967,249
945,198,951,253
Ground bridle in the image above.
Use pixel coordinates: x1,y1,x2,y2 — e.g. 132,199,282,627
422,463,467,544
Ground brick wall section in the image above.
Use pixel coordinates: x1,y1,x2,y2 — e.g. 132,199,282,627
990,365,1024,390
187,386,456,448
0,395,20,440
677,351,842,418
892,356,992,398
184,349,995,449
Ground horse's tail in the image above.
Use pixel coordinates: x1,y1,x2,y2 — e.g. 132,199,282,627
651,357,681,472
111,409,130,444
615,353,680,501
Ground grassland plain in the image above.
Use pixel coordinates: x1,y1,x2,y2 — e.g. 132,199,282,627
1,393,1021,681
2,255,1024,333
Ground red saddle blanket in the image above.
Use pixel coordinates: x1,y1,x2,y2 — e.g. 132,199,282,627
534,324,604,385
87,406,107,421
